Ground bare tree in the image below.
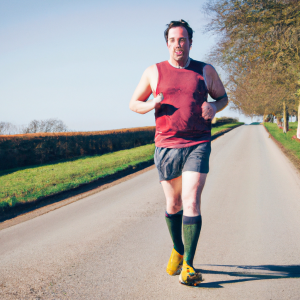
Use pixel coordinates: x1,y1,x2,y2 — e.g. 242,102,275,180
22,119,68,133
0,119,68,135
23,120,40,134
0,122,18,135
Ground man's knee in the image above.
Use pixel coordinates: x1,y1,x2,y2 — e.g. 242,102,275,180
166,196,182,213
182,199,200,214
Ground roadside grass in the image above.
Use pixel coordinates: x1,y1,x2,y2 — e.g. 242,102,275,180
211,122,244,135
0,144,155,211
264,122,300,161
0,122,243,211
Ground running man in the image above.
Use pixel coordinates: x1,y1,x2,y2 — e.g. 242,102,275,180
129,20,228,286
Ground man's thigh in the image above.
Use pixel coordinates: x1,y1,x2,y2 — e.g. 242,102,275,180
182,171,207,215
182,171,207,200
155,142,211,213
182,142,211,174
161,176,182,213
154,147,185,182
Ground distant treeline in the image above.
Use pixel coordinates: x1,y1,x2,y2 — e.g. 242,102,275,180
0,127,155,171
0,119,68,135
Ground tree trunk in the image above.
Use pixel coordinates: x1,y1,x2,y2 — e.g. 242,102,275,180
276,114,282,127
283,101,288,133
297,100,300,139
263,113,267,122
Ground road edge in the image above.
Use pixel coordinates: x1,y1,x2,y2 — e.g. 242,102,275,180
263,124,300,174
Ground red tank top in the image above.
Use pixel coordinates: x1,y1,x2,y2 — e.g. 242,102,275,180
154,59,211,148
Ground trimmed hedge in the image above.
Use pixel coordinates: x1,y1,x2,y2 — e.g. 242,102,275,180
212,117,239,127
0,126,155,171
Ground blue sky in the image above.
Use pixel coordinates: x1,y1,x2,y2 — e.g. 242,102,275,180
0,0,255,132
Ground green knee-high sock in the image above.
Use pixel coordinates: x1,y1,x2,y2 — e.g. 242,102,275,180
165,210,184,255
183,215,202,267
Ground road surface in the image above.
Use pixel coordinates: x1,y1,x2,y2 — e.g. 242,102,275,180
1,125,300,299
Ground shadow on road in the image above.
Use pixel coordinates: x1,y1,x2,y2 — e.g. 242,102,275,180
193,264,300,288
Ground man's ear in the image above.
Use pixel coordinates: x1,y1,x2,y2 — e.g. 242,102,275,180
190,39,193,49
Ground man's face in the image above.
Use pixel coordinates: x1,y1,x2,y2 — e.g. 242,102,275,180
167,26,191,63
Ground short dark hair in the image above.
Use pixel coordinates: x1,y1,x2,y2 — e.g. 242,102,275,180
164,19,194,43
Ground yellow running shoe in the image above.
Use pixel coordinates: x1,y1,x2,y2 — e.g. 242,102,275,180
179,260,203,286
166,248,183,276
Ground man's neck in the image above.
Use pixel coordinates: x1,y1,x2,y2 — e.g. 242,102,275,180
168,57,191,69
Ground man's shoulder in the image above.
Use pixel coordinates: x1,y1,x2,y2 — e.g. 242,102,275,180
202,64,218,78
142,64,159,85
144,64,160,76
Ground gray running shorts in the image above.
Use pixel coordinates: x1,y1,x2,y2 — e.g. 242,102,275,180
154,142,211,181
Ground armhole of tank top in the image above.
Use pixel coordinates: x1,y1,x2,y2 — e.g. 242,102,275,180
154,63,160,97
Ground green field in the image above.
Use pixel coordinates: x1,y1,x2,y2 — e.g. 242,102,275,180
0,122,243,211
264,122,300,160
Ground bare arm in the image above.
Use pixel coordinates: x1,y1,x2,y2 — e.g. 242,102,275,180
211,97,228,113
129,66,162,114
202,64,228,120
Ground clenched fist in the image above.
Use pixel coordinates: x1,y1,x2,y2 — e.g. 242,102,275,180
201,102,217,120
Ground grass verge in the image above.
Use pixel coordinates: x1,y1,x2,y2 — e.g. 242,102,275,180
211,122,244,136
0,123,243,212
264,122,300,170
0,144,155,212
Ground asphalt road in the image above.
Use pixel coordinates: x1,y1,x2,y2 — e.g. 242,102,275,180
1,124,300,299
